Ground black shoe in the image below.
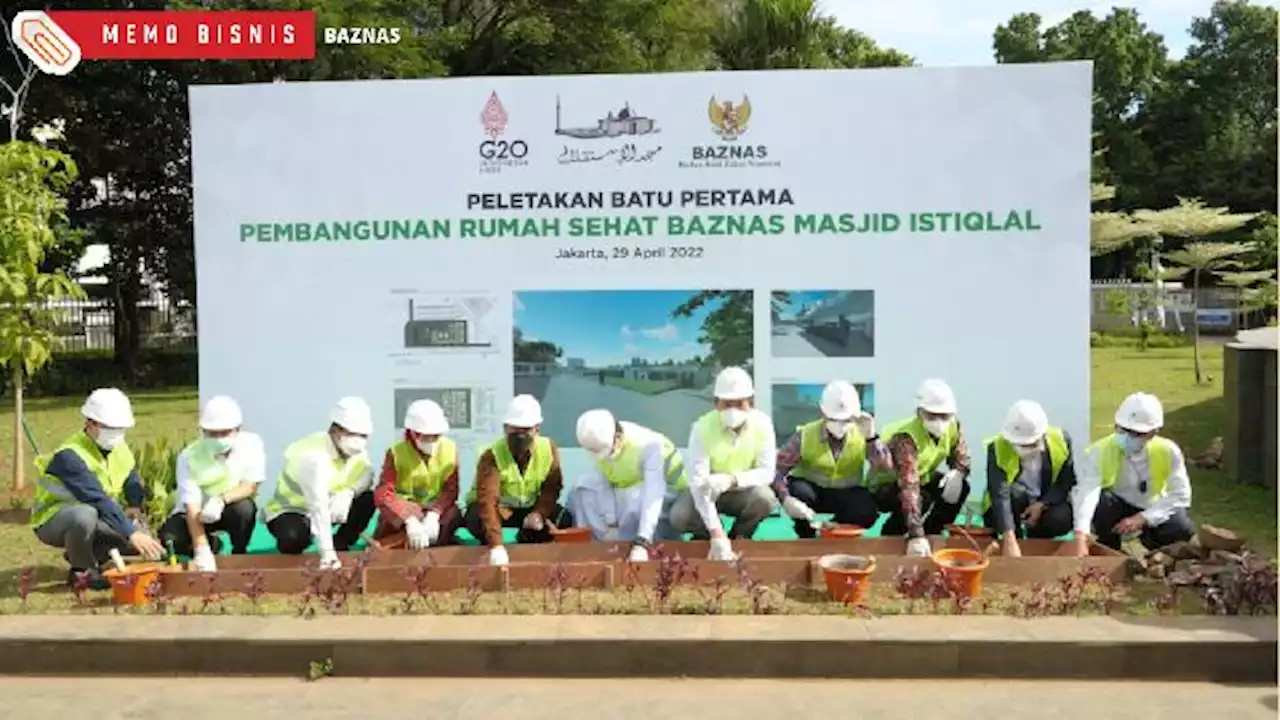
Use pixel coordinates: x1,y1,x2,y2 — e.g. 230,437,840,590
68,568,111,591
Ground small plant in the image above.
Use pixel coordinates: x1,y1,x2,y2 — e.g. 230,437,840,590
699,575,728,615
455,565,484,615
198,574,223,615
1152,580,1181,615
400,563,440,615
145,577,170,614
542,563,570,614
307,657,334,682
17,567,34,610
1200,553,1278,616
733,557,777,615
648,548,690,613
70,571,93,607
242,572,268,613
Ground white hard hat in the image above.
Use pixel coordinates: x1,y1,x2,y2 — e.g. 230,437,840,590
915,378,957,414
713,366,754,400
1000,400,1048,445
81,387,135,429
504,394,543,427
404,399,449,435
819,381,862,421
329,396,373,435
1114,392,1163,433
576,409,616,453
199,395,243,432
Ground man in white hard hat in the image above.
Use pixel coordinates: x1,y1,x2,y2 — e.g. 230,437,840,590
867,378,972,557
982,400,1078,558
773,381,892,537
264,397,377,569
464,395,571,566
31,388,165,589
372,399,462,549
669,366,778,561
157,396,266,572
1070,392,1194,556
568,409,688,562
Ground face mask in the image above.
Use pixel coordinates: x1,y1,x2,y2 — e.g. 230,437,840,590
507,431,534,453
203,434,236,455
587,445,612,461
95,428,126,451
719,408,747,430
825,420,849,438
337,434,367,456
1115,433,1146,454
923,418,949,438
1013,443,1040,458
414,438,437,455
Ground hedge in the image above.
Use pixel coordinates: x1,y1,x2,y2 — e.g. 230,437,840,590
2,348,198,398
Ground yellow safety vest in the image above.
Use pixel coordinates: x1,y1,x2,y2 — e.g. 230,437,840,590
169,437,244,514
694,410,766,475
1088,433,1175,500
30,432,136,529
391,437,458,504
981,427,1069,511
265,433,369,518
868,415,959,488
466,436,553,508
595,422,687,491
792,419,867,488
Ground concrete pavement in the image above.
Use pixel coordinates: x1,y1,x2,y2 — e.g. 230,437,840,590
532,372,708,444
3,677,1274,720
770,323,872,357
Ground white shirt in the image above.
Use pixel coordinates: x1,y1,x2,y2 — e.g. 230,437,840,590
571,422,669,542
287,438,375,554
1016,451,1044,499
687,409,777,533
1073,438,1192,532
174,432,267,515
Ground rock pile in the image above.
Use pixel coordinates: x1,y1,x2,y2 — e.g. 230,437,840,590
1129,524,1250,584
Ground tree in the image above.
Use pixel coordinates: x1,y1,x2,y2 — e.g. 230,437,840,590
669,291,752,369
1137,199,1257,383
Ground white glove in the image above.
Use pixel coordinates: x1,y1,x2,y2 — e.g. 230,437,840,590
199,496,226,524
319,549,342,570
421,511,440,544
627,544,649,563
906,537,932,557
701,474,733,499
405,517,430,550
708,536,736,562
192,544,217,572
489,545,510,566
521,511,544,531
939,469,966,504
781,495,816,523
328,491,354,525
855,413,876,439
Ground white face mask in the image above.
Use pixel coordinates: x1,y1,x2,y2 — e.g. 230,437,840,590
203,433,236,455
337,434,367,456
414,438,437,455
824,420,849,438
95,428,126,451
719,408,747,430
923,418,950,438
1013,443,1041,458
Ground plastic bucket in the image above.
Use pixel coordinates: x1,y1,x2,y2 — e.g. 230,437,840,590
819,524,865,540
817,554,876,604
103,563,163,606
550,526,593,542
931,548,989,598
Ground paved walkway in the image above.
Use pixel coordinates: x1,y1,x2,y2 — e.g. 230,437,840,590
3,677,1273,719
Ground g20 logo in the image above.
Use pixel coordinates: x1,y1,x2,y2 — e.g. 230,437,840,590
479,139,528,161
11,11,82,76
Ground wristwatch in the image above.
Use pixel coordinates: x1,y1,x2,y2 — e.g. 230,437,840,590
633,537,652,549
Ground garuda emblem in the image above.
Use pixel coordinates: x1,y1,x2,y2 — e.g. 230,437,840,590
708,95,751,141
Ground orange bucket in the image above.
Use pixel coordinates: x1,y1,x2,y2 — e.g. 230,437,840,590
931,548,989,598
103,563,163,606
818,554,876,604
550,526,593,543
819,524,865,540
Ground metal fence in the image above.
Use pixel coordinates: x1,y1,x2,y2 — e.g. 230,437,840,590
34,298,196,352
1090,280,1256,334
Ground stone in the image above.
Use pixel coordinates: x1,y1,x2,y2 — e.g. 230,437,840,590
1197,525,1246,553
1159,541,1208,561
1146,564,1167,580
1208,550,1244,565
1148,552,1175,568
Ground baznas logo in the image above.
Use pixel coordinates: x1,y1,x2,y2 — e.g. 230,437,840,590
709,95,750,141
479,91,528,172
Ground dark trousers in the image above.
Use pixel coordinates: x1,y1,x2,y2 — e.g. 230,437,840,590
158,498,257,556
876,472,970,536
1091,489,1195,550
786,477,880,538
462,503,573,546
373,504,464,546
267,491,377,554
982,485,1074,539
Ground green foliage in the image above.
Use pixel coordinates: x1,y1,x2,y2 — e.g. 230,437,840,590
670,291,753,369
1089,329,1189,349
133,438,182,528
0,348,198,398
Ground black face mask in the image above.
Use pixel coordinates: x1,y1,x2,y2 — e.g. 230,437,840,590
507,431,534,454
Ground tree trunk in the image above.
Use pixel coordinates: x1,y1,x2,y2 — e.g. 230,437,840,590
112,277,143,383
1192,269,1203,384
11,365,23,491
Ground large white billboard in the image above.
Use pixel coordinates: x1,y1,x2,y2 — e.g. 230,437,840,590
190,63,1092,502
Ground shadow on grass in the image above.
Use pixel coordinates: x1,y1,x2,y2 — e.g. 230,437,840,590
1164,394,1227,453
0,564,71,598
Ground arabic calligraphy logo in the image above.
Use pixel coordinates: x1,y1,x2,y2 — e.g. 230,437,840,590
482,92,509,139
708,95,751,141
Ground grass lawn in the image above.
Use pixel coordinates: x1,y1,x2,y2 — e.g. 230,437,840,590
0,343,1272,611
